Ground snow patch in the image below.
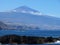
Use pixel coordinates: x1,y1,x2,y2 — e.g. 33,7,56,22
29,11,42,15
10,9,42,15
16,10,42,15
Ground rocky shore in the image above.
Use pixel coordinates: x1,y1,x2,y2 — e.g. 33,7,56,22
0,34,60,44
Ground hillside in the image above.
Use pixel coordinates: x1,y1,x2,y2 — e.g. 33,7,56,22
0,6,60,30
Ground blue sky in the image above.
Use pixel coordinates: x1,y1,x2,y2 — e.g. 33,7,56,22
0,0,60,18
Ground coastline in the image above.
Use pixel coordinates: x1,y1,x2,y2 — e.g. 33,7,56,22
0,34,60,44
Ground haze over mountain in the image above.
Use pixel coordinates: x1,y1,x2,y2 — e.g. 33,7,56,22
0,6,60,30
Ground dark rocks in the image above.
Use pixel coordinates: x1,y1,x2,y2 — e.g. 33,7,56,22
0,34,59,44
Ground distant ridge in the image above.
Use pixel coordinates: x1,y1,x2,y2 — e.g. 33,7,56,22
0,6,60,30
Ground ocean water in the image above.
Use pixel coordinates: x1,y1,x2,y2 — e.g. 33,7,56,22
0,30,60,45
0,30,60,37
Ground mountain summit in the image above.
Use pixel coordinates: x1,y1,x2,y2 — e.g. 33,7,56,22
0,6,60,30
11,6,41,15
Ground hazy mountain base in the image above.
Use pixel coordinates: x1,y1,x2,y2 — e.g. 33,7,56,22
0,21,40,30
0,21,60,30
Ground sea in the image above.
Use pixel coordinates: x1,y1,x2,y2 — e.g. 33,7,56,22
0,30,60,37
0,30,60,45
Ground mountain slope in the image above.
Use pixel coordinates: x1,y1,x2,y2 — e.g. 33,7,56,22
0,21,7,30
0,6,60,30
13,6,39,13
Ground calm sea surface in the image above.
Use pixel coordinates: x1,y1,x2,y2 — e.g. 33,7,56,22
0,30,60,37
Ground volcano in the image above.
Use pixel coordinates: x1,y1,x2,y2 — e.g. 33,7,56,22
0,6,60,30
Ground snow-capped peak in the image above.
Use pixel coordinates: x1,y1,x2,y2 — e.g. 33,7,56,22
11,6,42,15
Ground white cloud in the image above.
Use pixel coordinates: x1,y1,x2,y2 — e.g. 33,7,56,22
10,10,42,15
20,10,42,15
29,11,42,15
